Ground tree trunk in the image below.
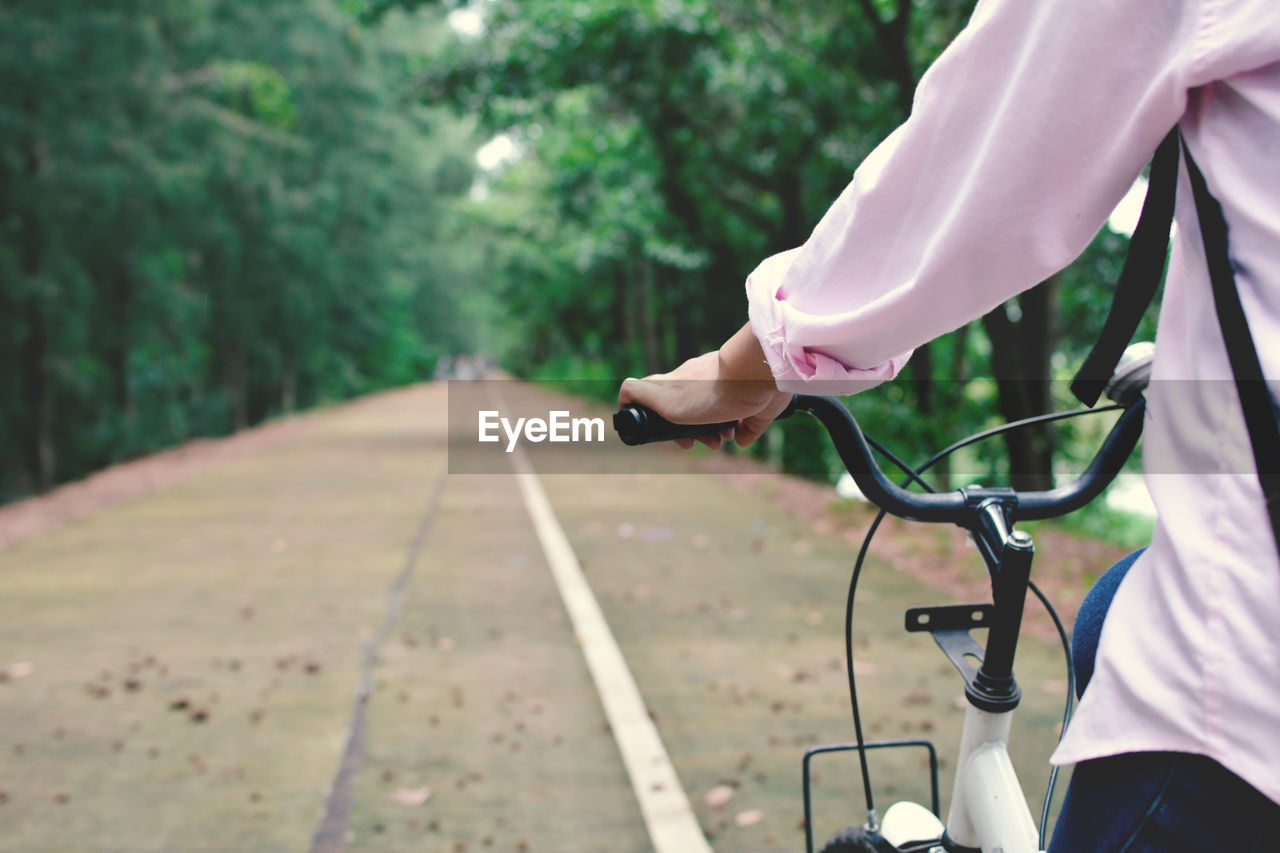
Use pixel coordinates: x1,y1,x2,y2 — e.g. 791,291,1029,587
107,270,133,412
19,303,53,491
19,142,53,491
227,340,248,432
281,355,296,414
638,256,663,373
981,277,1059,492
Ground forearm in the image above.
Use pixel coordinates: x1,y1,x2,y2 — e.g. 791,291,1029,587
717,322,776,387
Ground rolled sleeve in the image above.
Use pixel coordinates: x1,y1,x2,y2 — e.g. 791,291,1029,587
746,249,912,393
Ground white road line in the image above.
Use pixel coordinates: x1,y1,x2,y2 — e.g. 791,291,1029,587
511,451,713,853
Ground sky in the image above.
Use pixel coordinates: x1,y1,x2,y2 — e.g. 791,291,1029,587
446,5,485,40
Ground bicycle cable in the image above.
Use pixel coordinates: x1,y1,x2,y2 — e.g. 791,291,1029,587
1027,576,1075,846
840,404,1124,835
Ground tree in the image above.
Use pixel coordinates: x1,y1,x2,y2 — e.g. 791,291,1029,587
381,0,1139,488
0,0,483,500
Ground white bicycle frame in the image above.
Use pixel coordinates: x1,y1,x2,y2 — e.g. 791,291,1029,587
878,704,1042,853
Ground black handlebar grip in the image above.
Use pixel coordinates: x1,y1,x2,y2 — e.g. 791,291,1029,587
612,407,735,446
612,397,798,446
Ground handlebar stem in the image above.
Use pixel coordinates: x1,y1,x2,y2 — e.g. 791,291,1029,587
966,528,1034,713
966,491,1016,570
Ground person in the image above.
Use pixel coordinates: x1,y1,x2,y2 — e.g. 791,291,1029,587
618,0,1280,848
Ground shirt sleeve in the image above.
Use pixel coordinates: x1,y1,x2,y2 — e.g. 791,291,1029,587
748,0,1208,390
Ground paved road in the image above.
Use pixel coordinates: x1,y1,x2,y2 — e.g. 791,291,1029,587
0,381,1076,853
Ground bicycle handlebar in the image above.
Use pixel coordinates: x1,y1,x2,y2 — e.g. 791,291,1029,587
612,409,737,447
613,394,1146,524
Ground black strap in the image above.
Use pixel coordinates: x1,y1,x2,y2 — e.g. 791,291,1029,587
1070,127,1280,554
1070,129,1181,407
1183,140,1280,550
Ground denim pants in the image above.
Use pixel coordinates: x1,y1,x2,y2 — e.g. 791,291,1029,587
1048,549,1280,852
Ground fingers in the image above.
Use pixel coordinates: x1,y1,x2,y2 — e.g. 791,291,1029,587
735,420,766,448
621,378,699,451
734,393,792,448
617,364,772,453
617,376,656,409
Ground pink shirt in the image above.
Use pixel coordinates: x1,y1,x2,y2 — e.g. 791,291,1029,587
747,0,1280,803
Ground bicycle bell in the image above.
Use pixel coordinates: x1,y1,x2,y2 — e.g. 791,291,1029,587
1104,341,1155,405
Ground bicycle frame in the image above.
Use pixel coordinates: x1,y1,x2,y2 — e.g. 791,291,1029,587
805,522,1046,853
943,704,1040,852
804,694,1043,853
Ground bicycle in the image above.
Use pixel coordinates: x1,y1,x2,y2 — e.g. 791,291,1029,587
613,346,1154,853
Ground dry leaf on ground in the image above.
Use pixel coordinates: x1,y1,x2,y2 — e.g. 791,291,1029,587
390,786,433,805
705,784,734,808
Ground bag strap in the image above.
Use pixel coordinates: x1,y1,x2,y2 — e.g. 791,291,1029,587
1182,138,1280,549
1070,127,1280,553
1069,129,1181,406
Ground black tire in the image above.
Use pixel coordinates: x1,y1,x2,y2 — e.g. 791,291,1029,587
817,824,901,853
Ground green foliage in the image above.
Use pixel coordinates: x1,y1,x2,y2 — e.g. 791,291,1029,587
414,0,1141,491
1,0,1151,514
1046,503,1156,552
0,0,481,499
423,0,955,382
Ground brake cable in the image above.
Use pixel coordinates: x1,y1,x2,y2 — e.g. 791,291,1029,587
840,404,1124,840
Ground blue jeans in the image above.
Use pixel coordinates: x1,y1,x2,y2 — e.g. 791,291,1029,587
1048,549,1280,851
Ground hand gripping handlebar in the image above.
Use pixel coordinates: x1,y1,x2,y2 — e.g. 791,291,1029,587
613,394,1146,524
612,397,799,446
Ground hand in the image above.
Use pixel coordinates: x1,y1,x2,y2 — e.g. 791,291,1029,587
617,323,792,450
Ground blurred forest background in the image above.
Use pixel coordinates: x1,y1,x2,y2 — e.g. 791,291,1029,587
0,0,1153,508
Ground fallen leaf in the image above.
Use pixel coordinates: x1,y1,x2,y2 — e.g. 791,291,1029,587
705,784,735,808
736,809,763,827
639,526,673,541
390,786,432,805
1,661,35,682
